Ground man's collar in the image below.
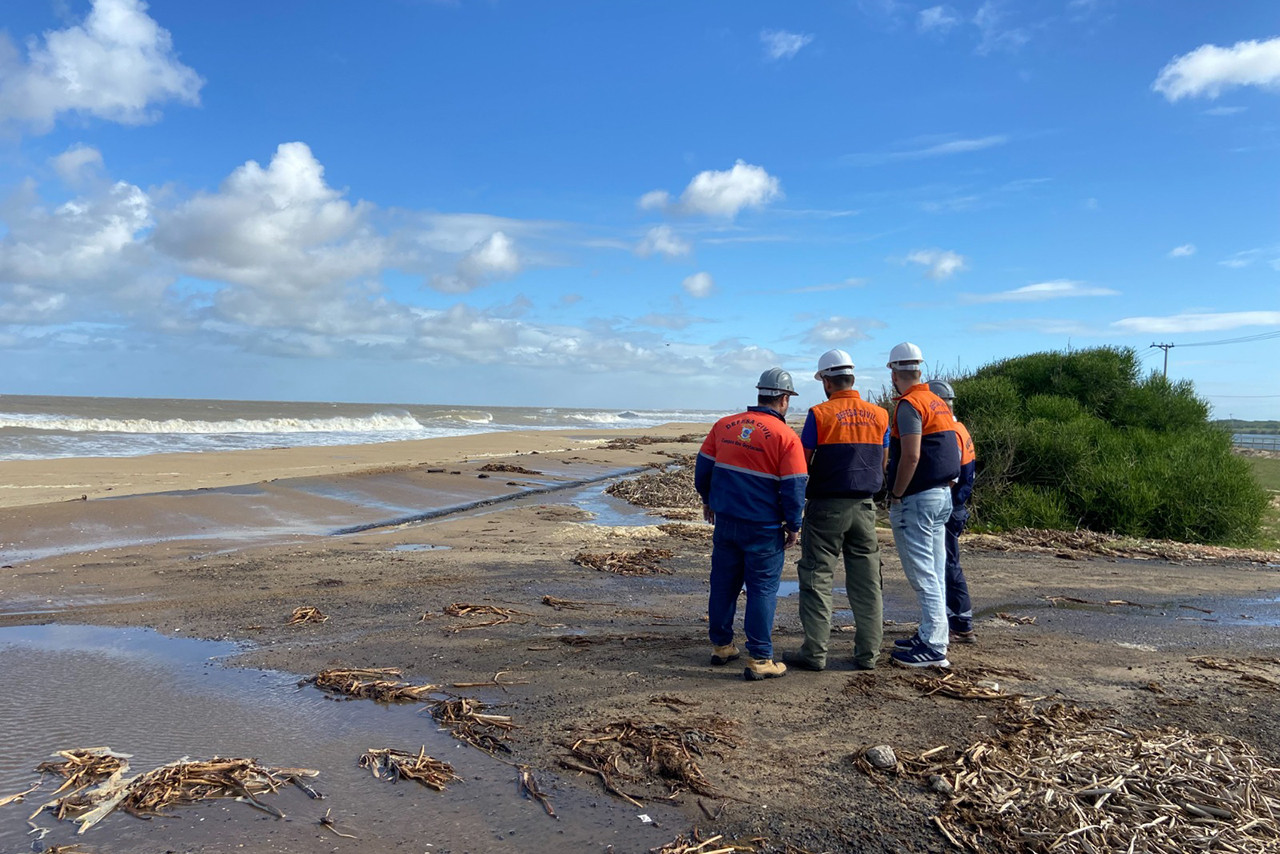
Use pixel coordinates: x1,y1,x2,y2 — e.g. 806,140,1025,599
747,405,787,422
828,389,862,401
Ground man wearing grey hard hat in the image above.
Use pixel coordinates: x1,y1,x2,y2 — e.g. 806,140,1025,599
928,380,978,644
695,367,808,681
785,349,890,672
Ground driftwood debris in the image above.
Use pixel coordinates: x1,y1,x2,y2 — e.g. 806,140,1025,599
607,466,700,509
899,700,1280,854
650,829,738,854
424,695,518,753
358,747,460,791
994,612,1036,625
478,462,541,475
564,717,738,806
517,766,557,817
438,601,530,629
31,755,318,833
36,748,131,796
542,594,600,610
286,605,329,624
303,668,438,702
1189,656,1280,691
574,548,674,575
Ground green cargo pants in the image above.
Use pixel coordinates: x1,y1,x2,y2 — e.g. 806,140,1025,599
795,496,882,669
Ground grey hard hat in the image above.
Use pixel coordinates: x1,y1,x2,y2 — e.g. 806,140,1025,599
928,380,956,400
756,367,798,396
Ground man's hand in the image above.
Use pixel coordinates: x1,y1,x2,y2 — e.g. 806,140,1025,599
784,529,800,549
702,504,715,524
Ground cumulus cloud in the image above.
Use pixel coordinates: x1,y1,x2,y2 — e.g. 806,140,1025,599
51,145,105,185
803,315,887,346
1154,37,1280,101
643,161,782,219
1168,244,1196,258
682,271,715,298
0,0,202,132
918,6,960,33
636,224,691,258
905,248,968,280
1111,311,1280,334
760,29,814,61
961,280,1118,303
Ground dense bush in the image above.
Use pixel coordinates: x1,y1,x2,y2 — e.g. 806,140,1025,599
950,347,1267,545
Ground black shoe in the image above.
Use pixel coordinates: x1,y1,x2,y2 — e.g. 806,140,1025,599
782,651,824,672
893,634,922,649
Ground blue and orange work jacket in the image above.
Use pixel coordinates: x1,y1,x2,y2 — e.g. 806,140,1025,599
887,384,961,497
695,406,808,531
953,418,976,507
799,390,889,499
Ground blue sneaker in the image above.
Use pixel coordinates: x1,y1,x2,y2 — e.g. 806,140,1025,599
893,634,922,649
891,644,950,668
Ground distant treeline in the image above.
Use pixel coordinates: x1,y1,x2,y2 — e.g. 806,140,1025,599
949,347,1267,546
1213,419,1280,436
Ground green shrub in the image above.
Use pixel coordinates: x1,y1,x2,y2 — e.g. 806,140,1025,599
957,348,1268,545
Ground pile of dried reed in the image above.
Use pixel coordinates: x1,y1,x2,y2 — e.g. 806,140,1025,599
424,695,518,753
573,548,673,575
607,467,700,509
658,523,713,541
650,830,738,854
478,462,541,475
1189,656,1280,691
902,700,1280,853
36,748,131,795
562,717,738,806
303,667,438,702
541,594,592,610
439,601,529,629
33,756,318,832
286,605,328,624
358,747,459,790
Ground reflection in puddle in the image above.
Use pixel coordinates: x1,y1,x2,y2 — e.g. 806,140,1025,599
567,483,659,527
0,624,677,852
776,581,845,598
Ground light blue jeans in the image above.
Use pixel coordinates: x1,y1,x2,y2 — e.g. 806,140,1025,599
890,486,953,653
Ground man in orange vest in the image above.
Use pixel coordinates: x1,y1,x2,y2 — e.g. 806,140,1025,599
785,349,890,672
929,380,977,644
695,368,808,681
885,342,960,668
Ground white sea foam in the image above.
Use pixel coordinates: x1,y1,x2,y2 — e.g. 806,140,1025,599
0,413,426,435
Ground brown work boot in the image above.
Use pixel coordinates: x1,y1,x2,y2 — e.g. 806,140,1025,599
743,658,787,681
710,644,740,665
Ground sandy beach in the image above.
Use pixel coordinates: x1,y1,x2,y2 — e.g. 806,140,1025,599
2,426,1279,853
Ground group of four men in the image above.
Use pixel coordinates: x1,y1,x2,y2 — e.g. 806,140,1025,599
693,343,976,680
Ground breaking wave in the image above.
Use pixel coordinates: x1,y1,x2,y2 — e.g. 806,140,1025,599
0,413,427,435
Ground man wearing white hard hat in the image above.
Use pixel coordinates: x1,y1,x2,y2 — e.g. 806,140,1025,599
694,368,809,681
784,349,890,672
885,342,961,668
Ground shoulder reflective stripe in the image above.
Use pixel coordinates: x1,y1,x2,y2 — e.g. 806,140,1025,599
699,451,716,461
714,461,781,481
780,472,808,480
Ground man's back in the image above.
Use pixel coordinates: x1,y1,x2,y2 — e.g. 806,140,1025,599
802,390,889,499
696,408,807,527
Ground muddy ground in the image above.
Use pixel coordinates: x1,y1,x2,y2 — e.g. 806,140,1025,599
2,437,1279,853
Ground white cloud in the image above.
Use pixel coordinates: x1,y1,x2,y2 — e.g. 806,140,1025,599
460,231,520,277
905,248,968,280
0,0,202,132
636,225,691,258
1154,37,1280,101
682,271,715,298
1168,244,1196,258
760,29,814,61
659,160,782,218
803,315,886,346
973,2,1030,55
51,145,105,185
715,344,782,374
1204,105,1247,116
918,6,960,33
781,278,867,295
1111,311,1280,335
845,134,1008,165
637,189,670,211
1218,246,1280,269
961,280,1118,303
635,312,706,331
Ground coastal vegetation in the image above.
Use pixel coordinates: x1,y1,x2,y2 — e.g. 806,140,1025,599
951,347,1268,546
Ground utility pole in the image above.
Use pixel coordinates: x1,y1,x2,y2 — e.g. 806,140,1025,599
1150,342,1174,378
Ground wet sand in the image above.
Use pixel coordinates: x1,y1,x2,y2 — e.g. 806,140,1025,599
1,428,1279,853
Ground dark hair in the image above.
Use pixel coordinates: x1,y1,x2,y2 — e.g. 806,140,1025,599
825,373,856,390
757,393,787,407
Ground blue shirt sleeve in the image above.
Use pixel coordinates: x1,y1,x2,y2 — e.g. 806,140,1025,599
800,410,818,450
882,427,890,448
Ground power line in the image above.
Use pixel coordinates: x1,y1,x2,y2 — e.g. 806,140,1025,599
1176,329,1280,348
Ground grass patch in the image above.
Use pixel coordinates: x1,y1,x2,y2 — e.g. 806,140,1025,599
1244,456,1280,549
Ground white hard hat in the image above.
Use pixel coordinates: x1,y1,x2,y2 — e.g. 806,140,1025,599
887,341,924,370
814,348,855,380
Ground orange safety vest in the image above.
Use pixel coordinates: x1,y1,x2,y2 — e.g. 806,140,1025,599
888,383,961,496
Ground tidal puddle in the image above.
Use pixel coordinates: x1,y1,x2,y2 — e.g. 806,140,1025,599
389,543,451,552
0,625,678,852
776,581,845,598
567,483,658,527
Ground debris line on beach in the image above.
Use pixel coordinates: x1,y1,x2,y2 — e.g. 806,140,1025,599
563,717,738,805
424,695,518,753
478,462,541,475
607,466,700,509
574,548,673,575
286,605,329,624
358,747,460,790
899,700,1280,853
30,755,319,833
303,668,439,702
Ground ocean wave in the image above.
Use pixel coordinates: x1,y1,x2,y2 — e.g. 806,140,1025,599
0,412,427,435
419,409,494,425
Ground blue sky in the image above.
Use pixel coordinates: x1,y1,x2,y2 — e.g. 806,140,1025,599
0,0,1277,417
